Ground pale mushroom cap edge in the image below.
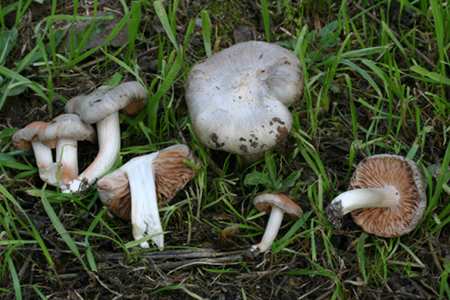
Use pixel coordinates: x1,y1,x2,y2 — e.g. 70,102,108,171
65,81,148,123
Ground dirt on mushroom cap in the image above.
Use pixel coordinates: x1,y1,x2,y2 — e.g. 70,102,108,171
186,41,304,157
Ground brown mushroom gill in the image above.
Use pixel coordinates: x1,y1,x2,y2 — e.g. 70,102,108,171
325,154,426,238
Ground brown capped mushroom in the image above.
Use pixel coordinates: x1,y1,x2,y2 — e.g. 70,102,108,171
325,154,427,237
247,193,302,258
64,81,148,194
96,144,201,248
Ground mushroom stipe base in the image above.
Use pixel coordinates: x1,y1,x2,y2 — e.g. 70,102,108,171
324,200,345,229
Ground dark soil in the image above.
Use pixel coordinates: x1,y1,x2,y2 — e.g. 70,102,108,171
0,0,448,299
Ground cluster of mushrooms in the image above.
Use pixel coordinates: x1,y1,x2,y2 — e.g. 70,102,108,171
12,41,427,256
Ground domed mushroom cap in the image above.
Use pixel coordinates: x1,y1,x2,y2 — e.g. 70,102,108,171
65,81,148,123
97,144,201,220
186,41,304,156
12,122,47,150
38,114,96,144
254,193,303,220
349,154,426,238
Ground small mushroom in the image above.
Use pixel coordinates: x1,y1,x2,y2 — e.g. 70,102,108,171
64,81,148,194
96,144,201,249
186,41,304,164
12,121,60,185
247,193,303,258
38,114,96,186
325,154,427,237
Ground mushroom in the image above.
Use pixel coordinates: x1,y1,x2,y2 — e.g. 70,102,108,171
325,154,427,237
96,144,201,248
247,193,303,258
38,114,96,186
185,41,304,164
12,121,60,185
64,81,148,194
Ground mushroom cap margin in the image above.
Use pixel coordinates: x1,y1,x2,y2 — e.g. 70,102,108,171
254,193,303,220
12,121,49,150
38,114,97,144
65,81,148,124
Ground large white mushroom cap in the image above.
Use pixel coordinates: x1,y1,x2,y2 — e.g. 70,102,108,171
186,41,304,159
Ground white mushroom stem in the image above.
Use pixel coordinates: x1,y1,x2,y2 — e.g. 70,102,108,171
332,187,400,214
31,141,53,170
120,153,164,249
31,141,61,186
64,113,121,194
56,139,78,185
248,206,284,257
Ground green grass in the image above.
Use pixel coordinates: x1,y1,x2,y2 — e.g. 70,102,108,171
1,0,450,298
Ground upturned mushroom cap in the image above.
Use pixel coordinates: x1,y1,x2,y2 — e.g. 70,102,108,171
65,81,148,123
38,114,96,144
12,122,48,150
97,144,201,220
254,193,303,220
327,154,427,238
186,41,304,157
97,168,132,219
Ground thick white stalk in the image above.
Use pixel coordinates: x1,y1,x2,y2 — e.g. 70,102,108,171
334,187,400,214
121,153,163,249
247,206,284,257
31,141,61,186
31,141,53,169
65,112,121,194
56,139,78,185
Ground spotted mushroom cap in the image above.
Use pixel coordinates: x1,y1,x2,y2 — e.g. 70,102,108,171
254,193,303,221
12,121,49,150
38,114,97,144
65,81,148,123
349,154,427,238
186,41,304,156
97,144,201,220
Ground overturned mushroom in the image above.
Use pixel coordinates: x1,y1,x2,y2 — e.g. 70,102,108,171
97,144,201,248
64,81,148,194
186,41,304,164
38,114,96,186
247,193,302,258
325,154,427,237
